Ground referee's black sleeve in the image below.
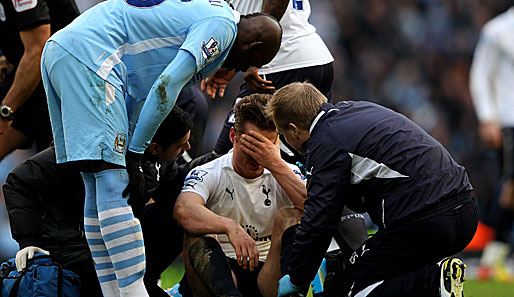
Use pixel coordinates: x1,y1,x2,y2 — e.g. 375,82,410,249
12,0,51,31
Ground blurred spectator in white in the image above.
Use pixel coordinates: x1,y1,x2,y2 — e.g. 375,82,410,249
470,4,514,281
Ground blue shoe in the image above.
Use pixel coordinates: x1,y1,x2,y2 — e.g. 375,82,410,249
164,283,182,297
310,258,327,295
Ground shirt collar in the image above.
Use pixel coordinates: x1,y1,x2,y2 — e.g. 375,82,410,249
309,104,339,134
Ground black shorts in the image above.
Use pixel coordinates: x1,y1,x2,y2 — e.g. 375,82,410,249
227,257,264,297
214,63,334,156
179,257,265,297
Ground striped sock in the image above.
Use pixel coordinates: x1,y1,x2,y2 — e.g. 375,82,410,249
82,172,121,297
95,169,148,297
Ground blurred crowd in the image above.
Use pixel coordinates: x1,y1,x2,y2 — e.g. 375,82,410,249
313,0,513,222
1,0,513,260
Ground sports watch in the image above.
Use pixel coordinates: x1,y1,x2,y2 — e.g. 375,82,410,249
0,105,14,120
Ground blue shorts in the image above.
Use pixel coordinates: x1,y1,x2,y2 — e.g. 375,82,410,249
41,41,128,166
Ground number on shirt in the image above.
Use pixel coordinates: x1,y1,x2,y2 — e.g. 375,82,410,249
124,0,167,8
292,0,303,10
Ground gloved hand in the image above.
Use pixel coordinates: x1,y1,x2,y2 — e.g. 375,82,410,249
15,246,49,272
277,274,301,297
122,151,148,212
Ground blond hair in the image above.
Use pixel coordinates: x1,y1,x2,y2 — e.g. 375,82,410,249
234,94,276,134
268,82,327,130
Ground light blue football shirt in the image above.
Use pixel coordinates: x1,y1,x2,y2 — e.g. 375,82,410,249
49,0,239,153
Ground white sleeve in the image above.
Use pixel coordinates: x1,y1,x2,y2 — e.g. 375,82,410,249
469,31,501,123
181,167,217,203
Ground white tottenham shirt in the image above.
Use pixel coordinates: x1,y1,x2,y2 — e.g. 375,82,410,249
470,7,514,127
227,0,333,74
181,151,304,262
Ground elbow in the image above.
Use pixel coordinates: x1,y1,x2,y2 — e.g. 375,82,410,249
24,44,45,62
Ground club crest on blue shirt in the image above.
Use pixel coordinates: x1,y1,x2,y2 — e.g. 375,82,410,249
113,132,126,154
201,37,220,61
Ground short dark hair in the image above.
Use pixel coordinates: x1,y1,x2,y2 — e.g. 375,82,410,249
152,106,193,150
240,12,282,34
233,94,276,134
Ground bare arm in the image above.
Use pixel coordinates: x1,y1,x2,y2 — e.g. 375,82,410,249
174,191,238,235
262,0,289,21
174,191,260,270
267,159,306,210
240,130,306,209
1,24,50,134
2,24,50,112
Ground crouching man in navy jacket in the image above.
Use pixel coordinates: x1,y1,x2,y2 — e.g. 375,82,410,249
269,82,478,297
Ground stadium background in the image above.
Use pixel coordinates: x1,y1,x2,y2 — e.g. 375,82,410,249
1,0,514,295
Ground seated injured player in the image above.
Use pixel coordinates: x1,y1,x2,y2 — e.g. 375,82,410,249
173,94,306,297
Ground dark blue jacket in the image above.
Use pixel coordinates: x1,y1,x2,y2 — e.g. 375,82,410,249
288,101,473,285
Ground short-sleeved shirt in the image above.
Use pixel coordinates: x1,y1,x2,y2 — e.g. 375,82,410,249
181,152,303,262
0,0,79,65
49,0,238,100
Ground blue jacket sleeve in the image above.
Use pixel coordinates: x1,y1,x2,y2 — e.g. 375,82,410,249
128,50,196,153
288,135,352,286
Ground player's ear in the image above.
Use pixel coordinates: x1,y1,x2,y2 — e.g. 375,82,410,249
147,143,161,156
289,123,299,137
230,127,236,144
241,40,264,52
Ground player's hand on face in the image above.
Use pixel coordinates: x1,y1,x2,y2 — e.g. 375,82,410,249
243,67,275,93
240,130,281,171
226,221,259,271
201,68,237,99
